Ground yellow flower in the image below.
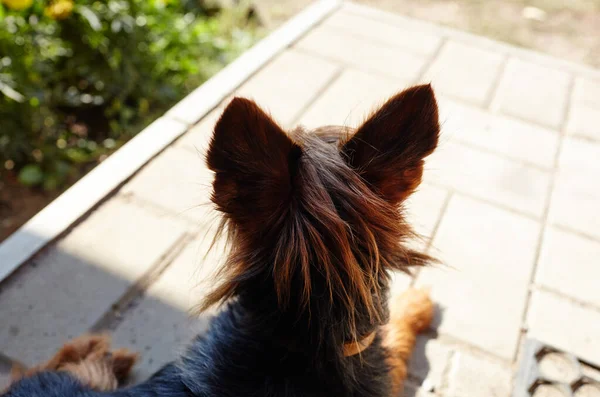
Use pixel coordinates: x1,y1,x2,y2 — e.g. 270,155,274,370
44,0,74,20
2,0,33,11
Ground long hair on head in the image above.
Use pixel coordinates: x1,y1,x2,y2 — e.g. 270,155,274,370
198,85,440,345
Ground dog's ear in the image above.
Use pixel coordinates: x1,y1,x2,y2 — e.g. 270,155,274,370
206,97,301,228
341,84,439,203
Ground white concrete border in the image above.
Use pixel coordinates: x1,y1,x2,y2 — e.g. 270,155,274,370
0,0,343,283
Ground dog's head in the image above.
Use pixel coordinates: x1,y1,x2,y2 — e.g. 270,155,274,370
202,84,439,349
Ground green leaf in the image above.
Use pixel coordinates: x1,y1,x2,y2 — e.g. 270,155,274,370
77,5,102,31
0,81,25,102
42,175,59,191
18,164,44,186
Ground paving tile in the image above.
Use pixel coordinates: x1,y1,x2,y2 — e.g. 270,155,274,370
405,183,449,242
0,359,11,392
175,107,223,154
0,198,188,365
550,137,600,239
567,74,600,142
567,105,600,142
492,58,571,129
417,195,539,359
444,350,512,397
439,98,559,169
572,76,600,109
232,49,340,128
421,41,505,105
408,337,453,393
122,147,215,225
0,375,8,393
403,383,436,397
527,289,600,366
424,141,551,218
298,69,408,128
176,50,340,153
558,136,600,171
389,271,414,298
112,234,224,380
536,227,600,306
322,10,441,57
295,26,426,82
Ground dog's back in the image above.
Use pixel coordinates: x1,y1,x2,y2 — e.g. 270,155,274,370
3,85,440,397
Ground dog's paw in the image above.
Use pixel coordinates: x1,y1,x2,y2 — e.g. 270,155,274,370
10,334,107,381
110,348,139,383
59,347,138,391
10,334,138,391
389,287,434,333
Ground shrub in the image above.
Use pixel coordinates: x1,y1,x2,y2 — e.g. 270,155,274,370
0,0,259,189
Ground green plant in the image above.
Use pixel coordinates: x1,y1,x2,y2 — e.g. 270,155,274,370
0,0,259,190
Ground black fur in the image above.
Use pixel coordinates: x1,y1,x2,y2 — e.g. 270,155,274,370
3,86,440,397
4,297,392,397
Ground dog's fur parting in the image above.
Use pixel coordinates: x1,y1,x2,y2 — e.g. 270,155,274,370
3,84,440,397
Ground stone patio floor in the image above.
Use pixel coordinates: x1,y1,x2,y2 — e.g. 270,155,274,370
2,2,600,396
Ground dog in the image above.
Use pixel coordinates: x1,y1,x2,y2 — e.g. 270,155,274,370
3,84,440,397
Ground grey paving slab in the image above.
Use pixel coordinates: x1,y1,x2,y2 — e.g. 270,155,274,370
389,271,413,297
0,198,188,365
438,98,560,169
444,350,512,397
550,137,600,240
295,25,427,82
536,227,600,307
527,289,600,367
408,337,453,394
417,195,539,359
0,375,8,393
421,41,505,105
566,75,600,142
322,10,442,57
174,107,223,154
403,383,436,397
424,141,551,218
122,147,215,226
572,77,600,109
298,68,407,128
233,49,340,128
405,183,450,243
567,105,600,142
492,58,571,129
111,234,224,381
175,49,340,152
0,359,10,393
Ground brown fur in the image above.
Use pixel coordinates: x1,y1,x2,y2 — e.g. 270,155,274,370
9,334,137,391
383,288,435,394
202,86,439,340
9,85,440,396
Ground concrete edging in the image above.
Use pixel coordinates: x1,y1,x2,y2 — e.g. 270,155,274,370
0,0,343,283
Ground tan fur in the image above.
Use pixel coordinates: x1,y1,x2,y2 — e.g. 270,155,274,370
9,334,138,391
383,288,434,395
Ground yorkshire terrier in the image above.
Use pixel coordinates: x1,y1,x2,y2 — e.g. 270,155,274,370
3,84,439,397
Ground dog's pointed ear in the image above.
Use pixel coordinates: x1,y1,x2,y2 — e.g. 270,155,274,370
341,84,440,203
206,97,302,227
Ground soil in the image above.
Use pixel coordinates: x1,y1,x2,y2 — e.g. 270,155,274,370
0,176,61,242
3,0,600,243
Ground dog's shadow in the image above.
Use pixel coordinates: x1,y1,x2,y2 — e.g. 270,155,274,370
404,303,445,396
